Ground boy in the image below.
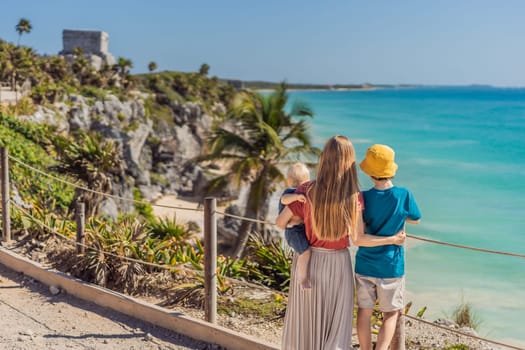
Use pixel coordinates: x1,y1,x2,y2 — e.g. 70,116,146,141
279,162,311,289
356,144,422,350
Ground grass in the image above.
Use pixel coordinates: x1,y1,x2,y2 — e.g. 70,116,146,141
218,295,286,320
451,301,481,330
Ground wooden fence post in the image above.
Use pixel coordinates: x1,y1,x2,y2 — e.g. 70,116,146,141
1,147,11,242
391,311,406,350
76,201,85,254
204,197,217,323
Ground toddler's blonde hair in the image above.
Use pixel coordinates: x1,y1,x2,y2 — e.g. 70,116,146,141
286,162,310,187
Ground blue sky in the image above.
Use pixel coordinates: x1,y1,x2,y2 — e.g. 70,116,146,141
1,0,524,86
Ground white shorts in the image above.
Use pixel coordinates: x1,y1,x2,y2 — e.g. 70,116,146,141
355,273,404,312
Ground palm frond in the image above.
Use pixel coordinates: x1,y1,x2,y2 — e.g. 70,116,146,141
289,100,314,118
203,174,232,195
208,127,253,157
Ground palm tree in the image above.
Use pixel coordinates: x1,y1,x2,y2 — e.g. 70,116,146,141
1,44,36,103
199,63,210,76
117,57,133,75
71,55,90,85
116,57,134,90
0,41,14,85
201,83,320,258
15,18,32,46
148,61,157,72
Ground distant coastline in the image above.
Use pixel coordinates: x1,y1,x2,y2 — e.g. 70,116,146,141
218,78,420,91
219,79,525,92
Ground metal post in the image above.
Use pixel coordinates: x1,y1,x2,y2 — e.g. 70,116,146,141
1,147,11,242
204,197,217,323
76,202,85,254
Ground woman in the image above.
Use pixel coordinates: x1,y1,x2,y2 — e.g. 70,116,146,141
276,135,405,350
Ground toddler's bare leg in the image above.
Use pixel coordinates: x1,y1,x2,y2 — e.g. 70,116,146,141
296,248,311,289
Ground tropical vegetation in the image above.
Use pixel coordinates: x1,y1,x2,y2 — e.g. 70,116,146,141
199,63,210,76
1,17,298,319
451,300,482,330
148,61,157,72
0,17,492,349
15,18,32,46
199,83,320,258
0,111,290,317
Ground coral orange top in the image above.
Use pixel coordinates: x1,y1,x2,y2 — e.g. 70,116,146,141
288,182,362,250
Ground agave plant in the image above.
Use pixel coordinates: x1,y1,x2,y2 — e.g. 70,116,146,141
216,254,262,283
171,238,205,269
146,215,198,244
78,217,148,291
247,233,292,291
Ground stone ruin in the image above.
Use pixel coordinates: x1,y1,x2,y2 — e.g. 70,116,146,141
59,29,116,70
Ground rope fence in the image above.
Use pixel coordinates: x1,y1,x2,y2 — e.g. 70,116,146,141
216,210,275,226
404,314,523,350
9,200,286,295
8,155,204,213
11,153,524,259
2,150,524,349
8,154,525,259
405,234,525,259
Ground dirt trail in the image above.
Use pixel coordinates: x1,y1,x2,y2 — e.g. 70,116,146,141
0,263,212,350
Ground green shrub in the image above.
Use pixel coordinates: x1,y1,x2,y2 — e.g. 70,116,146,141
0,113,73,213
79,85,107,100
150,172,168,186
133,188,155,221
136,70,235,114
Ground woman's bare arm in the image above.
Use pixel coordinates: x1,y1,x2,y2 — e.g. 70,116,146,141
276,206,294,229
352,216,406,247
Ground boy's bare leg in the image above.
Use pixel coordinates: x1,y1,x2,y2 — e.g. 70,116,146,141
296,248,311,289
390,310,405,350
375,310,399,350
357,307,373,350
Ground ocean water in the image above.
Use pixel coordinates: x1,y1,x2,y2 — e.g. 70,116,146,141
288,87,525,347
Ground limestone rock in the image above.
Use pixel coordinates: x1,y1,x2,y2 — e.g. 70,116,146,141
99,198,118,220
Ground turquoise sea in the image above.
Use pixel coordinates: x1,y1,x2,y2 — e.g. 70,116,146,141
288,87,525,347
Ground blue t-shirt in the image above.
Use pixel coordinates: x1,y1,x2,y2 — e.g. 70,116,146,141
278,187,296,213
355,186,421,278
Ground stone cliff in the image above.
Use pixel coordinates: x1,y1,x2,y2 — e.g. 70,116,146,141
18,91,227,219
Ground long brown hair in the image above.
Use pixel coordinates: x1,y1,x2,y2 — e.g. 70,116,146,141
308,135,360,241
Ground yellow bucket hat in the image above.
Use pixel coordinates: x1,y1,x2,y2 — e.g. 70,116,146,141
360,144,398,178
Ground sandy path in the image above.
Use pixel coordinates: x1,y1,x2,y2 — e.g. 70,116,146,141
0,263,212,350
151,196,205,224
